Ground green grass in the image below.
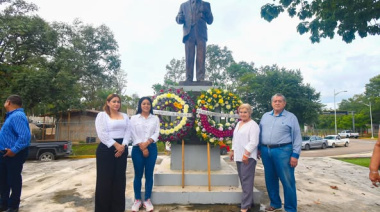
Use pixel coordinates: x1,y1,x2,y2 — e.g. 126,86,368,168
72,142,166,156
72,143,98,156
338,157,371,168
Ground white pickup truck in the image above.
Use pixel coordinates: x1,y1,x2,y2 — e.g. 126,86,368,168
338,130,359,138
324,135,349,148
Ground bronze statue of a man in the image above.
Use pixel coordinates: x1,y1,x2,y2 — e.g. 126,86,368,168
176,0,213,82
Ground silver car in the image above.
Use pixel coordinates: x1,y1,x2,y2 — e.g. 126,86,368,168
301,135,327,150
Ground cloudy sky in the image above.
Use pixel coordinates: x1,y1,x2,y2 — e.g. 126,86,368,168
27,0,380,109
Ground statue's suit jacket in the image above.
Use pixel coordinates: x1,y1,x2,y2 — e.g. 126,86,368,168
176,0,213,43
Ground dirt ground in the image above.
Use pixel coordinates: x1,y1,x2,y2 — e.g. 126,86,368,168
18,154,380,212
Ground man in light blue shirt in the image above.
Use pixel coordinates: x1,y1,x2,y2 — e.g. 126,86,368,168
259,93,302,212
0,95,30,212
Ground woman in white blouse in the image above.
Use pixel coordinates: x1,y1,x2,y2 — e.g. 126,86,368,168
130,97,160,212
94,93,131,212
230,103,260,212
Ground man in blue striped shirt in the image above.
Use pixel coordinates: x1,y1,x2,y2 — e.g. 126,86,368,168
259,93,302,212
0,95,30,212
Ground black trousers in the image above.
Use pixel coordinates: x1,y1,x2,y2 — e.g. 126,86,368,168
95,139,128,212
0,148,28,209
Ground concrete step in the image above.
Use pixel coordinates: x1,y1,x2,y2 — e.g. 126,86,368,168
154,155,239,187
143,185,262,205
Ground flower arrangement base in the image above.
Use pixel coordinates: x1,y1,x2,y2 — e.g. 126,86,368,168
170,144,221,171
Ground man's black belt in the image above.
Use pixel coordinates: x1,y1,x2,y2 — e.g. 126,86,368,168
262,142,292,148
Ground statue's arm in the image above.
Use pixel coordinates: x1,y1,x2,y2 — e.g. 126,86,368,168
176,4,185,24
203,2,213,25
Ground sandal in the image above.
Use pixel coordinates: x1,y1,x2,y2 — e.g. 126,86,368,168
265,205,282,211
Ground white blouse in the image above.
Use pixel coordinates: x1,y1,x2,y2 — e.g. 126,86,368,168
130,114,160,146
232,120,260,162
95,112,131,148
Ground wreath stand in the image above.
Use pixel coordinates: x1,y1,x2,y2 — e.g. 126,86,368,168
181,139,211,191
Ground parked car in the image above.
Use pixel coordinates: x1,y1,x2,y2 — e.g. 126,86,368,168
28,136,72,161
338,130,359,139
324,135,349,148
301,135,327,150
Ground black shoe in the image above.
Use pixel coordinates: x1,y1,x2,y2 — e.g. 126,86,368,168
0,206,7,212
6,208,18,212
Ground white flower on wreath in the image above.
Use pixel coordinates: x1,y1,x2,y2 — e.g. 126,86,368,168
210,138,215,143
196,127,200,132
226,105,231,109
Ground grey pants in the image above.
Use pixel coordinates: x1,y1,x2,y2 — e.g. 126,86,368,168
236,158,257,210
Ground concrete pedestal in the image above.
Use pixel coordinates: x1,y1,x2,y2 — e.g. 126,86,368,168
147,155,262,205
170,144,221,171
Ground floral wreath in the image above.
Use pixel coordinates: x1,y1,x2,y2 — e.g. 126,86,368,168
195,88,242,145
152,88,196,142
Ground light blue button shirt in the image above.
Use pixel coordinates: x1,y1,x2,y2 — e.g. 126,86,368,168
259,109,302,159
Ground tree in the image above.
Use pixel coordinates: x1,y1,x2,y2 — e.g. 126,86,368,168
164,58,186,83
124,93,140,110
261,0,380,43
237,65,323,125
0,0,126,119
0,0,59,115
52,20,123,105
339,93,379,132
365,74,380,99
226,61,256,92
205,44,234,87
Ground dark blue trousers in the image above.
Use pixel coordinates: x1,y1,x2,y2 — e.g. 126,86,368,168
0,148,28,209
132,143,157,200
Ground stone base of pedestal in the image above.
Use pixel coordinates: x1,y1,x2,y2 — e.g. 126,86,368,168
145,156,262,205
178,81,212,86
170,144,221,171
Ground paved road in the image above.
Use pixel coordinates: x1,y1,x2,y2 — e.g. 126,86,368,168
300,138,376,157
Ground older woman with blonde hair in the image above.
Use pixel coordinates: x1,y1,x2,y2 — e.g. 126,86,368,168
230,103,260,212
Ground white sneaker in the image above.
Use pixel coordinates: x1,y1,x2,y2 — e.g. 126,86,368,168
131,199,142,211
143,199,154,211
